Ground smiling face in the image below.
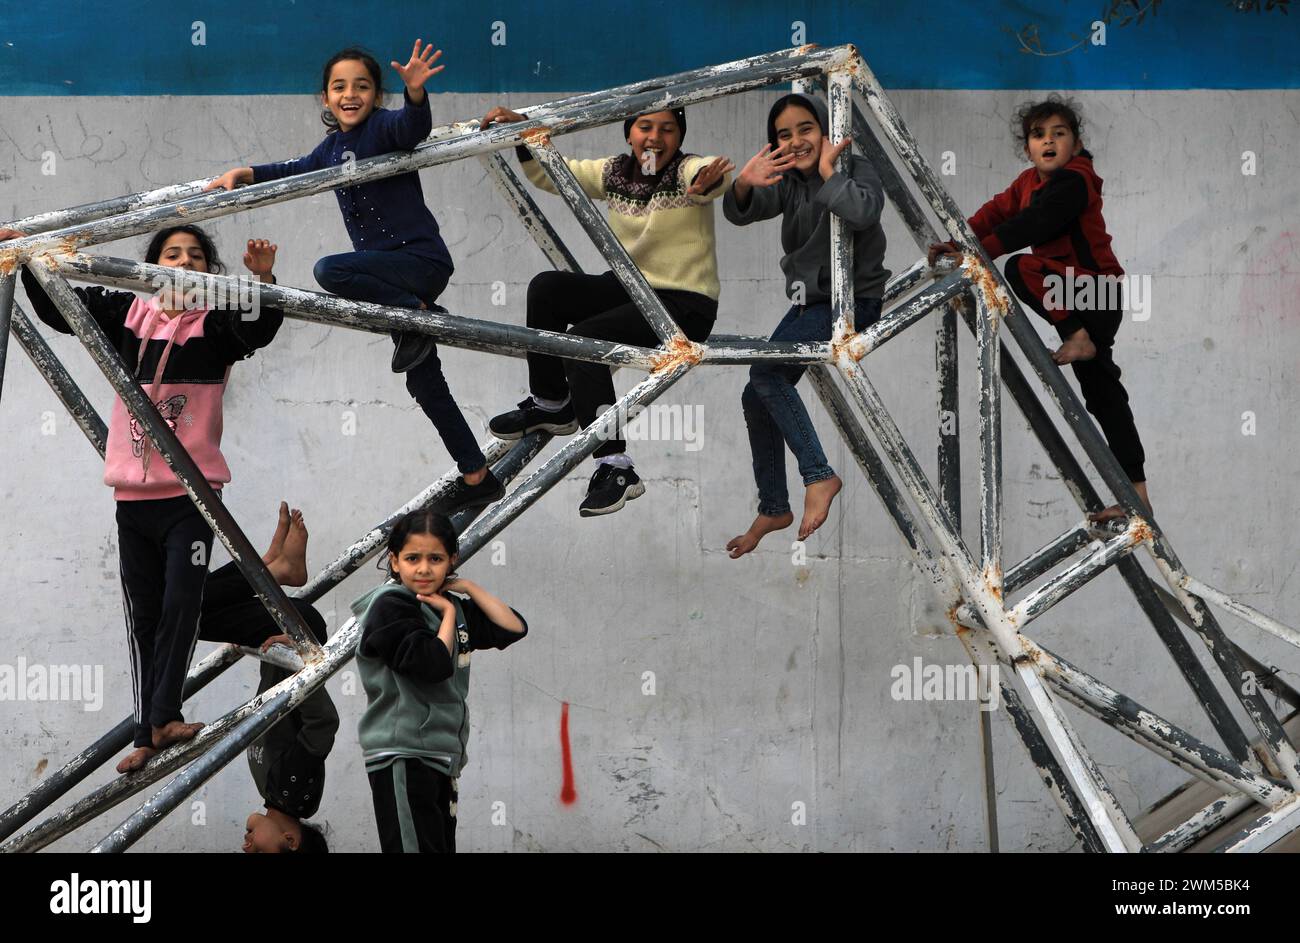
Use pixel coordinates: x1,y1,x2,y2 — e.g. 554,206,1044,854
1024,113,1082,179
323,58,379,132
388,532,455,596
627,112,681,174
772,103,823,176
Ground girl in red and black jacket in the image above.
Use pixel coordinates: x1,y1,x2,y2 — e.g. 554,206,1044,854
18,224,285,774
930,97,1149,521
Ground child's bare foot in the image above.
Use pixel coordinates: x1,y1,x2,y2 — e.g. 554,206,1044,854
262,501,291,565
1088,480,1152,523
1053,328,1097,365
799,475,843,541
726,511,795,558
152,720,204,751
116,746,156,774
267,508,309,586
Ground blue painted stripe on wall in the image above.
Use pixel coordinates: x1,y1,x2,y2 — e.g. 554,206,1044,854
2,1,1298,95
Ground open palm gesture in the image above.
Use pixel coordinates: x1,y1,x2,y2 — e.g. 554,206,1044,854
739,143,797,189
391,39,444,95
686,156,735,196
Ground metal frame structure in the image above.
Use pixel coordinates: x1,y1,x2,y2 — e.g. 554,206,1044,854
1,44,1297,853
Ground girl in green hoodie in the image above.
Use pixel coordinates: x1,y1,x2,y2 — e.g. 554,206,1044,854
351,510,527,853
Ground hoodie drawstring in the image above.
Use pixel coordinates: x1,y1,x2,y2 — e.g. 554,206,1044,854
134,302,197,483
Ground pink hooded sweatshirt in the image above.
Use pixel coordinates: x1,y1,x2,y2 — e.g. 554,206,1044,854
21,269,284,500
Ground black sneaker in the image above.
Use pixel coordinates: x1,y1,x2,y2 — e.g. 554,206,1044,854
578,463,645,517
434,470,505,516
391,330,437,373
489,396,578,440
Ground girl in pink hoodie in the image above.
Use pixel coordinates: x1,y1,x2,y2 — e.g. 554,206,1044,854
19,224,285,773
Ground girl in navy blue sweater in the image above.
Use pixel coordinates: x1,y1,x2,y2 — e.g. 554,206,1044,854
208,41,501,516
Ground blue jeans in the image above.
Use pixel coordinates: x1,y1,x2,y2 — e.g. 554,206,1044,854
314,251,486,474
743,297,883,516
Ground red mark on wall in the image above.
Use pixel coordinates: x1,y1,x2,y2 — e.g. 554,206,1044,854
560,701,577,805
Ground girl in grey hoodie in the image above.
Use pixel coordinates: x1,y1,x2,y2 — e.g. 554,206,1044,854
722,94,890,555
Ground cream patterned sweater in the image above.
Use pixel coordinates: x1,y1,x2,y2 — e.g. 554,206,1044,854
521,150,730,300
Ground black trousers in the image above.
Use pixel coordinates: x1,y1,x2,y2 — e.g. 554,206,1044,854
369,758,458,853
116,495,215,748
197,562,327,647
524,270,717,458
1005,254,1147,482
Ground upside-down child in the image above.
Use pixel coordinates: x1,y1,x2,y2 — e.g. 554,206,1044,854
722,93,890,555
928,96,1149,522
351,510,527,852
207,40,502,516
477,104,733,516
194,502,337,853
17,225,285,773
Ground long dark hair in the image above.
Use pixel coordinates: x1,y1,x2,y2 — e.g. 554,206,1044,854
143,225,225,274
320,47,385,133
383,509,459,580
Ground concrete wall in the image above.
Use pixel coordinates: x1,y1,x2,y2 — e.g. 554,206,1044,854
2,37,1298,851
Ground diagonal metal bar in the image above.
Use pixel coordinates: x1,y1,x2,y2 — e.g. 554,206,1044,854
0,644,240,843
88,628,360,853
954,304,1253,762
1178,575,1300,653
808,364,1099,852
952,629,1102,852
459,364,695,560
847,47,1300,788
1004,521,1095,597
1144,580,1300,712
479,152,583,274
0,273,14,406
704,268,969,366
996,288,1300,785
0,47,854,265
86,370,692,851
832,350,1138,850
1146,792,1255,854
7,300,108,454
5,437,545,853
293,435,512,603
1,624,358,853
25,262,321,657
807,365,948,588
1,47,836,239
1019,638,1290,807
1213,793,1300,853
53,254,660,371
524,139,682,344
842,269,969,360
955,517,1148,629
3,178,216,237
832,58,1255,783
1006,522,1147,629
